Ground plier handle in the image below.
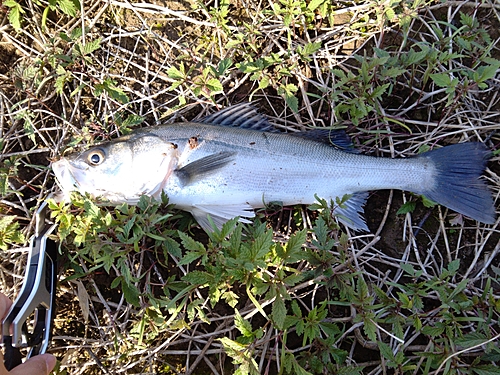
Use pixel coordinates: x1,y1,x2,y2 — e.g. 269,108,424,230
2,199,58,370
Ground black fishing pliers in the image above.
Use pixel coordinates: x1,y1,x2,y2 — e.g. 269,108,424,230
2,198,58,370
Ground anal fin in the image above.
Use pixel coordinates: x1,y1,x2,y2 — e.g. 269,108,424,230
334,192,370,231
190,204,255,232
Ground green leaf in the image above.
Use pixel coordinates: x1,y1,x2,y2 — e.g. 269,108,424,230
206,78,223,93
95,79,129,104
182,270,213,285
421,195,437,208
430,73,451,88
81,38,101,55
0,216,25,250
121,279,140,307
57,0,78,17
447,259,460,274
121,114,144,129
217,58,232,76
278,83,299,112
471,364,500,375
272,295,286,329
455,332,489,349
421,325,444,337
234,309,253,337
474,62,500,83
298,42,322,59
179,249,204,265
167,65,185,80
5,0,24,31
307,0,324,11
178,231,205,252
378,341,395,361
385,7,395,21
396,201,416,215
363,318,377,342
110,276,121,289
279,229,306,264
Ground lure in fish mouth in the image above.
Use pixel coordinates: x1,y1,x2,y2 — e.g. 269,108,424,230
52,104,496,232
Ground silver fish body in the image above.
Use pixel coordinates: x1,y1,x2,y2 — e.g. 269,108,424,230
52,105,496,231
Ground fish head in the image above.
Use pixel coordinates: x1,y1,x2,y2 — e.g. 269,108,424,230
52,133,179,203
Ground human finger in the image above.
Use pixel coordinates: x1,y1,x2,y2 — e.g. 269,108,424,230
8,354,56,375
0,294,12,321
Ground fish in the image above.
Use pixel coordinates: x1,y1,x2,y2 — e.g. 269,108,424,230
52,103,496,232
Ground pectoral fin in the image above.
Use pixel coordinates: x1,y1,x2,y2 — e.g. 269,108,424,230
175,151,236,185
190,204,254,232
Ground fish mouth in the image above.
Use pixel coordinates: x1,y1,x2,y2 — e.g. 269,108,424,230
51,158,82,200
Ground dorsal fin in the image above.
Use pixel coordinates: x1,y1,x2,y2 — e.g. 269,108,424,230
197,104,358,152
196,103,275,132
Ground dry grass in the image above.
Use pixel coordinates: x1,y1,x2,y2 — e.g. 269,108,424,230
1,0,500,374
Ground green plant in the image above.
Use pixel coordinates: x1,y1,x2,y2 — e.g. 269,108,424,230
5,0,79,31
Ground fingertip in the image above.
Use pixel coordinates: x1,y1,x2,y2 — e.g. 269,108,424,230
0,293,13,320
42,353,57,373
9,353,56,375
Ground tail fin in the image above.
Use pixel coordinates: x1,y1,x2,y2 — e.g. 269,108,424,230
419,142,496,224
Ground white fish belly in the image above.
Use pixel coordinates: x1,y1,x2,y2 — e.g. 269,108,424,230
165,150,434,209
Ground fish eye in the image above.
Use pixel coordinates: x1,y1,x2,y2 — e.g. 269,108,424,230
87,149,105,166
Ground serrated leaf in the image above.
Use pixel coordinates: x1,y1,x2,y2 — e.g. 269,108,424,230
307,0,324,11
167,65,185,80
455,332,489,349
283,273,303,286
0,216,25,250
206,78,223,93
95,79,129,104
179,250,204,265
234,309,253,337
421,195,437,208
421,325,444,337
272,295,286,329
219,336,246,352
397,291,412,309
371,83,390,99
163,236,181,258
299,42,322,58
430,73,451,88
182,270,213,285
471,364,500,375
474,62,500,83
121,114,144,128
378,341,395,361
178,231,205,252
6,0,23,31
383,67,406,78
413,316,422,331
81,38,101,55
57,0,77,17
447,259,460,274
122,279,140,307
217,58,232,76
363,318,377,342
397,201,416,215
279,228,306,264
258,76,270,90
284,94,298,113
